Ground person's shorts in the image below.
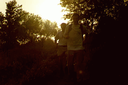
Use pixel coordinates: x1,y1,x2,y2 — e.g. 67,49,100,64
57,46,67,56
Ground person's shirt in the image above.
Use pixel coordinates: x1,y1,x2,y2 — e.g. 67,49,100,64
63,23,90,50
55,31,67,46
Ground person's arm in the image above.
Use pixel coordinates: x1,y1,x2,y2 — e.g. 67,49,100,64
55,38,57,44
83,25,92,34
55,33,59,48
63,25,69,39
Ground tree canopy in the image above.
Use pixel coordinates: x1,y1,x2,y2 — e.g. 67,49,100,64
0,0,58,49
60,0,128,33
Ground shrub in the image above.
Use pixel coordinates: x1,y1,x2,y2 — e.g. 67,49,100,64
0,38,59,85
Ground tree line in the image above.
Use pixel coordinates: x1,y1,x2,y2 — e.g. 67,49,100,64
0,1,59,84
0,0,58,50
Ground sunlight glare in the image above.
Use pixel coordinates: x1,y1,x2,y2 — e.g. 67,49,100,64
34,0,68,28
51,36,55,41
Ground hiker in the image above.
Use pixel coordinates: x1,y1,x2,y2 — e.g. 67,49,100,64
55,23,67,77
63,13,91,82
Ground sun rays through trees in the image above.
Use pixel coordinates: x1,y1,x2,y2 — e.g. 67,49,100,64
0,0,128,85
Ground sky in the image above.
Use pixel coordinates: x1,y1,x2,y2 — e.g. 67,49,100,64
0,0,68,28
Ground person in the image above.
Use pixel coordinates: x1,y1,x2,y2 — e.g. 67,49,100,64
63,13,91,82
55,23,67,78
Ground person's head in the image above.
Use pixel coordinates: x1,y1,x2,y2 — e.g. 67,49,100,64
61,23,66,32
72,13,79,24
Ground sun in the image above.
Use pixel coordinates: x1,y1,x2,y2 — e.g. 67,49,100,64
34,0,68,28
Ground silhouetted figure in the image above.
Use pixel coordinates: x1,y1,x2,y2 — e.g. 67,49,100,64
55,23,67,78
63,13,91,82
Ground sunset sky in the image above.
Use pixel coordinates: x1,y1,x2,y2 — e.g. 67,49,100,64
0,0,68,28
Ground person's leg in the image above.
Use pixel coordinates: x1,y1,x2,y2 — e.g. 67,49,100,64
67,50,75,77
62,51,67,75
57,47,64,77
75,50,84,82
83,50,90,81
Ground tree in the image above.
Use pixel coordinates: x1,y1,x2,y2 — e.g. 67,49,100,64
60,0,126,32
0,12,5,38
3,0,45,48
17,13,44,42
60,0,128,84
0,12,6,49
18,14,58,43
0,0,58,49
2,0,24,49
0,12,4,29
40,20,58,38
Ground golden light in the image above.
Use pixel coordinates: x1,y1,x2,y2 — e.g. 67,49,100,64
33,0,68,28
0,0,68,28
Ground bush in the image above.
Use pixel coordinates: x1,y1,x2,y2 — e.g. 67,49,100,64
0,38,59,85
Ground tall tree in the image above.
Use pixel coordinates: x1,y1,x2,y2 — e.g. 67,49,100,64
1,0,58,49
0,12,5,48
18,13,44,42
0,12,4,29
4,0,24,49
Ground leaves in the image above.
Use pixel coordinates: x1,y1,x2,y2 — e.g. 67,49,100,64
40,20,58,37
0,37,59,85
60,0,127,34
0,0,58,49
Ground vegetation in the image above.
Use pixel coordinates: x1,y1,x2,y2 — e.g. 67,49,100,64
0,0,58,48
0,0,128,85
0,0,59,85
60,0,128,84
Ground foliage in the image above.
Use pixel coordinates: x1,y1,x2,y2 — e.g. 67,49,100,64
0,38,59,85
0,0,60,85
0,0,58,49
17,13,44,42
4,0,23,48
60,0,127,32
0,12,4,28
60,0,128,84
40,20,58,38
0,12,5,45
